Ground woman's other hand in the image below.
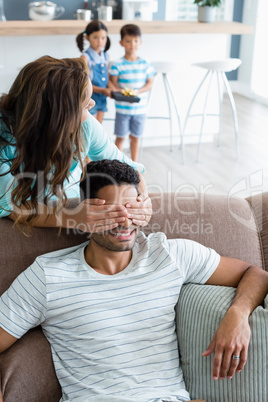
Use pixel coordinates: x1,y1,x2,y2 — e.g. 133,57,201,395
125,195,152,227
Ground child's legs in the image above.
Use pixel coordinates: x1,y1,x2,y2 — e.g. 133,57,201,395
129,135,139,162
95,110,105,124
90,93,107,124
129,114,146,162
114,113,130,151
115,136,125,151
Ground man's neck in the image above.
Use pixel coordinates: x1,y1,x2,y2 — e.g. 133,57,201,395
84,241,132,275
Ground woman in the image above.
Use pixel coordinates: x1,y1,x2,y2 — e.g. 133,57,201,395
0,56,151,232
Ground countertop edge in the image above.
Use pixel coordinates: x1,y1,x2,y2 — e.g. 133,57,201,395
0,20,254,36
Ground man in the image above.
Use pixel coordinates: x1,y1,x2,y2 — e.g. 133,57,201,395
0,159,267,402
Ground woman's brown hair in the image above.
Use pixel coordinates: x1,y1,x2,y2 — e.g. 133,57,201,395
0,55,90,227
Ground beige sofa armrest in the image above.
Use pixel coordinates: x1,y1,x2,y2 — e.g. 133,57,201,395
0,327,62,402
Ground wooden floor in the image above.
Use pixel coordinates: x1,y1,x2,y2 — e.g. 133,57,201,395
138,94,268,198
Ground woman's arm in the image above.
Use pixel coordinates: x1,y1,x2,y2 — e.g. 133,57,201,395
8,200,129,232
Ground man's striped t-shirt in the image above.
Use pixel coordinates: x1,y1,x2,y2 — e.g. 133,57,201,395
109,57,155,115
0,232,220,402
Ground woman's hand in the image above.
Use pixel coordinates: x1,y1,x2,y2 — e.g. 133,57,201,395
125,195,152,227
63,199,129,233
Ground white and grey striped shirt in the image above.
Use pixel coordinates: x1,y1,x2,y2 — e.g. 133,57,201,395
0,232,220,402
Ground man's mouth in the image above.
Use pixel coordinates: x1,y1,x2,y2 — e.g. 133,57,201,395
109,229,135,241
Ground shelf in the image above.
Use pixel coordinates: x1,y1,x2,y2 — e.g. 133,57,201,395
0,20,254,36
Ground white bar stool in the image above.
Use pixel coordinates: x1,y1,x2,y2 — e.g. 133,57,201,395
147,61,183,156
183,58,242,162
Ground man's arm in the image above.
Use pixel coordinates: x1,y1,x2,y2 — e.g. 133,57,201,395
203,256,268,380
0,326,18,353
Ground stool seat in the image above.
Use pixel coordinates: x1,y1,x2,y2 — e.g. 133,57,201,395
151,61,188,74
182,58,242,162
193,58,242,73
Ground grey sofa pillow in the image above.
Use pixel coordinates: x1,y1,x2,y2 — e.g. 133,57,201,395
176,284,268,402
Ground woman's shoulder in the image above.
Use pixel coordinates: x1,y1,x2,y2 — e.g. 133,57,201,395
82,113,104,142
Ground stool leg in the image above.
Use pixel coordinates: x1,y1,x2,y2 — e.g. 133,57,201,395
162,73,173,152
221,71,239,159
196,71,214,163
183,70,210,162
139,85,154,162
164,74,184,163
216,71,223,147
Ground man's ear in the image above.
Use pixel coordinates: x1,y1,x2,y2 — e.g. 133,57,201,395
119,40,124,47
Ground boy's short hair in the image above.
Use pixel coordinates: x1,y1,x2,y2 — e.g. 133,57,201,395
120,24,141,40
80,159,140,200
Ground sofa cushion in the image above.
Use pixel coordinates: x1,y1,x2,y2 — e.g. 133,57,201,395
145,193,263,269
0,217,89,296
0,327,61,402
246,192,268,271
177,284,268,401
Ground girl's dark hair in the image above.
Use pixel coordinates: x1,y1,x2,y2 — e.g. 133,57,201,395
120,24,141,40
76,20,111,53
80,159,140,200
0,55,90,228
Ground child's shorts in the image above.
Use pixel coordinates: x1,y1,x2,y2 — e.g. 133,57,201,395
114,113,146,138
90,93,107,115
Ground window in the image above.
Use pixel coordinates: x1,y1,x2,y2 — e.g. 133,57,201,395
165,0,233,21
251,0,268,102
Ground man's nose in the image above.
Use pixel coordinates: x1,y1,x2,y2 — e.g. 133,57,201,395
122,216,133,227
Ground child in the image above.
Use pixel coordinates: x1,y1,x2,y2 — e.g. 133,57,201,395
109,24,154,162
76,21,111,124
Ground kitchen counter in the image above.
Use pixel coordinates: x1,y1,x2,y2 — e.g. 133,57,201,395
0,20,253,36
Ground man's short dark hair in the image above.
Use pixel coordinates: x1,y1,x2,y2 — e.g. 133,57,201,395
80,159,140,200
120,24,141,40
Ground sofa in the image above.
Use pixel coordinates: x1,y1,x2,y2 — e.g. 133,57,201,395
0,191,268,402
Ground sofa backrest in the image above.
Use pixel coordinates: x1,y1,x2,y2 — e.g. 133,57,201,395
1,192,267,297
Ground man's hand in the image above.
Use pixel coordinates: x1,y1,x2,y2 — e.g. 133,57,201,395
202,306,251,380
204,261,268,380
125,195,152,227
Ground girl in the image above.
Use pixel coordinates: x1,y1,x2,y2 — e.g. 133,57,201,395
76,21,111,124
0,56,152,232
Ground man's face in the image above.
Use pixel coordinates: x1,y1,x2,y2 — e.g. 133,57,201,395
90,184,140,252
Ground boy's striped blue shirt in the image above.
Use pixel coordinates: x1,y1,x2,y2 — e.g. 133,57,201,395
110,57,155,115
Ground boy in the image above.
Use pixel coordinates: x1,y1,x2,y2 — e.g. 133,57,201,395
109,24,154,162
